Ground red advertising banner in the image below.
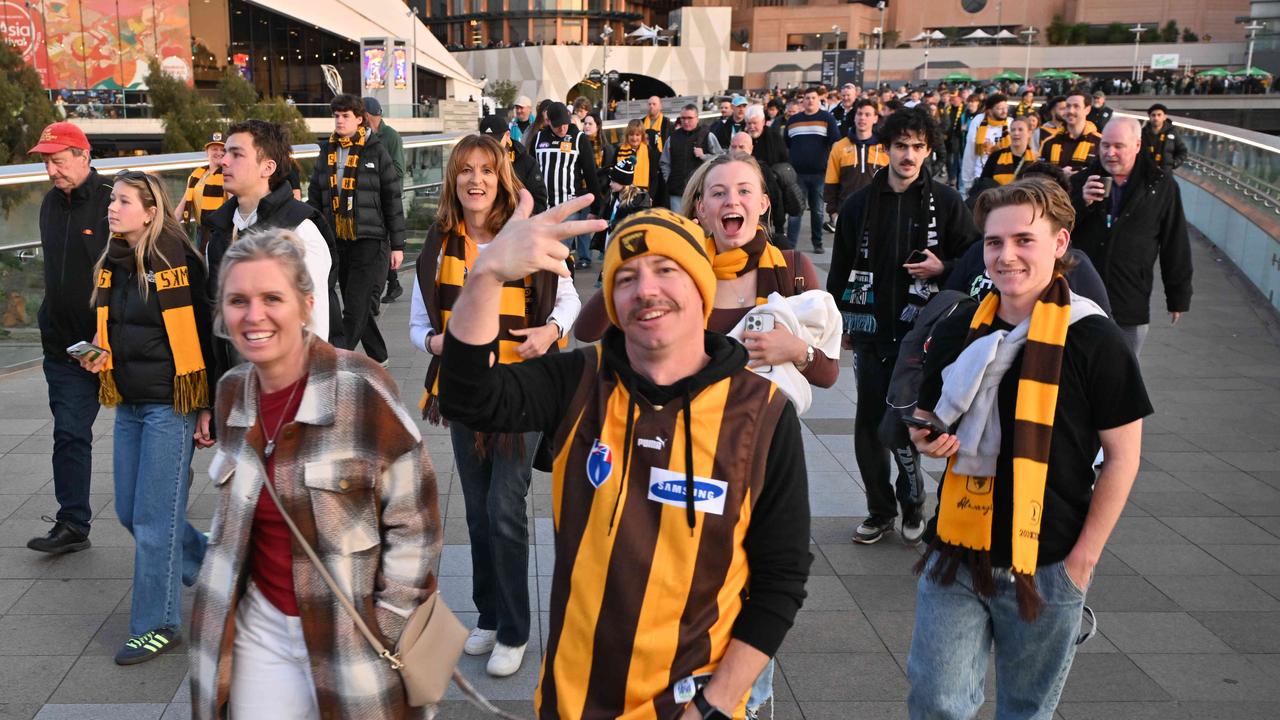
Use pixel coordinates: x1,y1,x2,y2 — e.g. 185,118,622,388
1,0,50,84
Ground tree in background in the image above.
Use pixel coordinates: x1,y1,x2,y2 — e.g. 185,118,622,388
0,41,59,167
146,58,223,152
1182,28,1200,43
1161,20,1180,44
486,79,518,109
1047,15,1069,46
218,69,313,145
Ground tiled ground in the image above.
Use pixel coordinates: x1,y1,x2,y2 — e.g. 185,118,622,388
1,225,1279,719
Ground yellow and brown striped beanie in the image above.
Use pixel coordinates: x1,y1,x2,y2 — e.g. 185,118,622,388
603,208,715,327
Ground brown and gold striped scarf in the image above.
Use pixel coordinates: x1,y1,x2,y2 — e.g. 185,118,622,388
711,227,791,305
417,224,557,423
95,233,208,414
925,273,1074,621
974,116,1010,155
326,126,367,241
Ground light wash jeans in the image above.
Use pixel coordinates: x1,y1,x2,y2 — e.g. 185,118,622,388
229,581,320,719
113,403,207,636
907,557,1088,720
746,658,776,712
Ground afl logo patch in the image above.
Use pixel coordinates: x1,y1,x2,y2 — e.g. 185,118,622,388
586,439,613,489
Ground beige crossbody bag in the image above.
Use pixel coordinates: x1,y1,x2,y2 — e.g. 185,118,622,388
259,476,524,718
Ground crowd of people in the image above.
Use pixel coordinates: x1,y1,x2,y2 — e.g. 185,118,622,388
21,73,1196,718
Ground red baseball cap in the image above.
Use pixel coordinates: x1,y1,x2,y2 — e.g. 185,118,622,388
28,121,91,155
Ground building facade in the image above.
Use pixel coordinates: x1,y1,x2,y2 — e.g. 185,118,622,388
416,0,681,50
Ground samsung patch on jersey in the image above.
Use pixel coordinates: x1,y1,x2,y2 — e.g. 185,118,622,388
647,467,728,516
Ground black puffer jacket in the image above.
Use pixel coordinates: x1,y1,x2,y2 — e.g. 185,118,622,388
510,141,549,215
307,129,406,249
1069,152,1193,326
104,244,214,406
37,170,113,358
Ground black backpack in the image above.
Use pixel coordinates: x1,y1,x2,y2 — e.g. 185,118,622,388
877,290,976,448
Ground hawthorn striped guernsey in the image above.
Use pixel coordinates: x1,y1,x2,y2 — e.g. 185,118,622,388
534,347,788,719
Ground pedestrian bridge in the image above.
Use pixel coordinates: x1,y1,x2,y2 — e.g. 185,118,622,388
0,115,1278,718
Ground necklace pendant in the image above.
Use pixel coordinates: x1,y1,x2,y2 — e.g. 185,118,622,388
264,440,276,459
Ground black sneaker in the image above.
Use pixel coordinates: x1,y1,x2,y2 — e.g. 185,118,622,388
901,505,926,545
822,220,836,234
27,517,90,554
382,283,404,304
852,515,895,544
114,628,181,665
812,244,826,255
576,258,592,269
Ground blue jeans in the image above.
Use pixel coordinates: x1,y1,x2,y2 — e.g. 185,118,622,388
563,208,592,263
43,357,101,534
451,424,539,647
746,657,776,711
786,173,826,250
907,557,1088,720
113,403,207,636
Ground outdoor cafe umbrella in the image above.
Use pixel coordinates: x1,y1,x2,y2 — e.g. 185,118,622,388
1233,66,1272,77
941,71,976,82
992,70,1024,82
1196,67,1231,78
1034,69,1067,79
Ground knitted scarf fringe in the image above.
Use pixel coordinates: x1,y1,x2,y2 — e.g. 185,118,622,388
98,370,121,407
172,370,209,415
916,538,1045,622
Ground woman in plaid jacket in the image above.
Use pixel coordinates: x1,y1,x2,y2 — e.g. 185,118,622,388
189,229,443,720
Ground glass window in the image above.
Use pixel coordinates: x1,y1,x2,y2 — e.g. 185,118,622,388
508,18,529,45
561,18,583,45
558,0,583,10
509,0,528,9
532,18,555,44
487,19,504,45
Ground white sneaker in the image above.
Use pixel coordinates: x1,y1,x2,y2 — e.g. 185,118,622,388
486,642,527,677
463,628,497,656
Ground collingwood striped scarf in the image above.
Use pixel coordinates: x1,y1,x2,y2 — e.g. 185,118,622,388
417,224,557,424
95,233,208,414
711,227,791,304
920,274,1090,621
325,126,367,241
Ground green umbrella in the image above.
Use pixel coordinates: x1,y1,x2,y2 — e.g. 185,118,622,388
1197,67,1231,78
941,71,976,82
1063,71,1084,80
1233,66,1272,77
992,70,1024,82
1033,69,1064,79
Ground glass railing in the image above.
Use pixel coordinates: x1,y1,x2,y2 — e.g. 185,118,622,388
45,100,441,120
0,114,711,370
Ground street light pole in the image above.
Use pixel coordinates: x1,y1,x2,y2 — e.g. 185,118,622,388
1022,26,1036,86
410,7,418,117
875,1,885,89
1130,24,1147,82
1245,21,1265,75
600,25,613,117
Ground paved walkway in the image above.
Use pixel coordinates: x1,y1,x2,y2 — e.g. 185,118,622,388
1,229,1279,719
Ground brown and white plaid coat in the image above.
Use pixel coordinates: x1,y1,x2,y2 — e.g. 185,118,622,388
189,342,442,720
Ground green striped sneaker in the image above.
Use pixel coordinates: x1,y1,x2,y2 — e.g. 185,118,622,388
114,628,181,666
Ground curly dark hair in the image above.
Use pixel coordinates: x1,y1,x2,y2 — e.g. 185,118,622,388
876,106,942,152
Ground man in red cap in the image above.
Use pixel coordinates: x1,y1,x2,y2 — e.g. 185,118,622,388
27,121,112,554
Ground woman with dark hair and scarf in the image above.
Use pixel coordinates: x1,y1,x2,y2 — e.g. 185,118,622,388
828,107,980,547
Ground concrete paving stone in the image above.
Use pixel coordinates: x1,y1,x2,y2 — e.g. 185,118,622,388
9,579,131,615
439,544,474,576
839,574,919,613
1203,490,1280,517
0,614,105,657
817,543,915,578
159,704,190,720
808,491,868,518
804,471,860,494
773,607,885,653
1057,701,1279,720
1147,575,1280,612
775,652,908,702
796,702,905,718
1095,612,1232,654
1189,612,1280,653
1200,544,1280,575
0,579,33,614
1249,575,1280,602
0,655,76,703
1084,576,1180,612
1160,516,1280,545
801,418,854,436
47,654,189,704
41,546,135,579
0,549,54,580
1058,653,1170,702
442,519,474,545
1171,469,1279,496
169,670,190,703
808,544,836,576
1108,544,1235,576
1248,515,1280,539
33,704,166,720
863,610,916,653
1103,516,1190,547
1092,549,1138,576
440,639,543,702
1142,451,1239,474
808,516,857,545
1128,469,1193,493
0,704,41,720
0,437,28,455
423,700,536,719
0,495,26,524
1129,653,1280,702
534,544,554,577
1217,451,1280,473
0,421,49,436
1127,491,1236,518
795,575,858,612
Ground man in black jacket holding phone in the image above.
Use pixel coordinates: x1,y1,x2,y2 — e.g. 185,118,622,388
829,108,979,546
27,122,112,554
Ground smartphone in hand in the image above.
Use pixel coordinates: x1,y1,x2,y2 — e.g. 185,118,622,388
743,312,776,373
66,341,108,363
906,249,929,265
902,414,947,441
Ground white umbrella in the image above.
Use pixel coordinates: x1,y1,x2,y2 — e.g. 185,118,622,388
909,31,929,42
962,29,993,40
929,30,947,40
627,23,652,38
993,29,1017,40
